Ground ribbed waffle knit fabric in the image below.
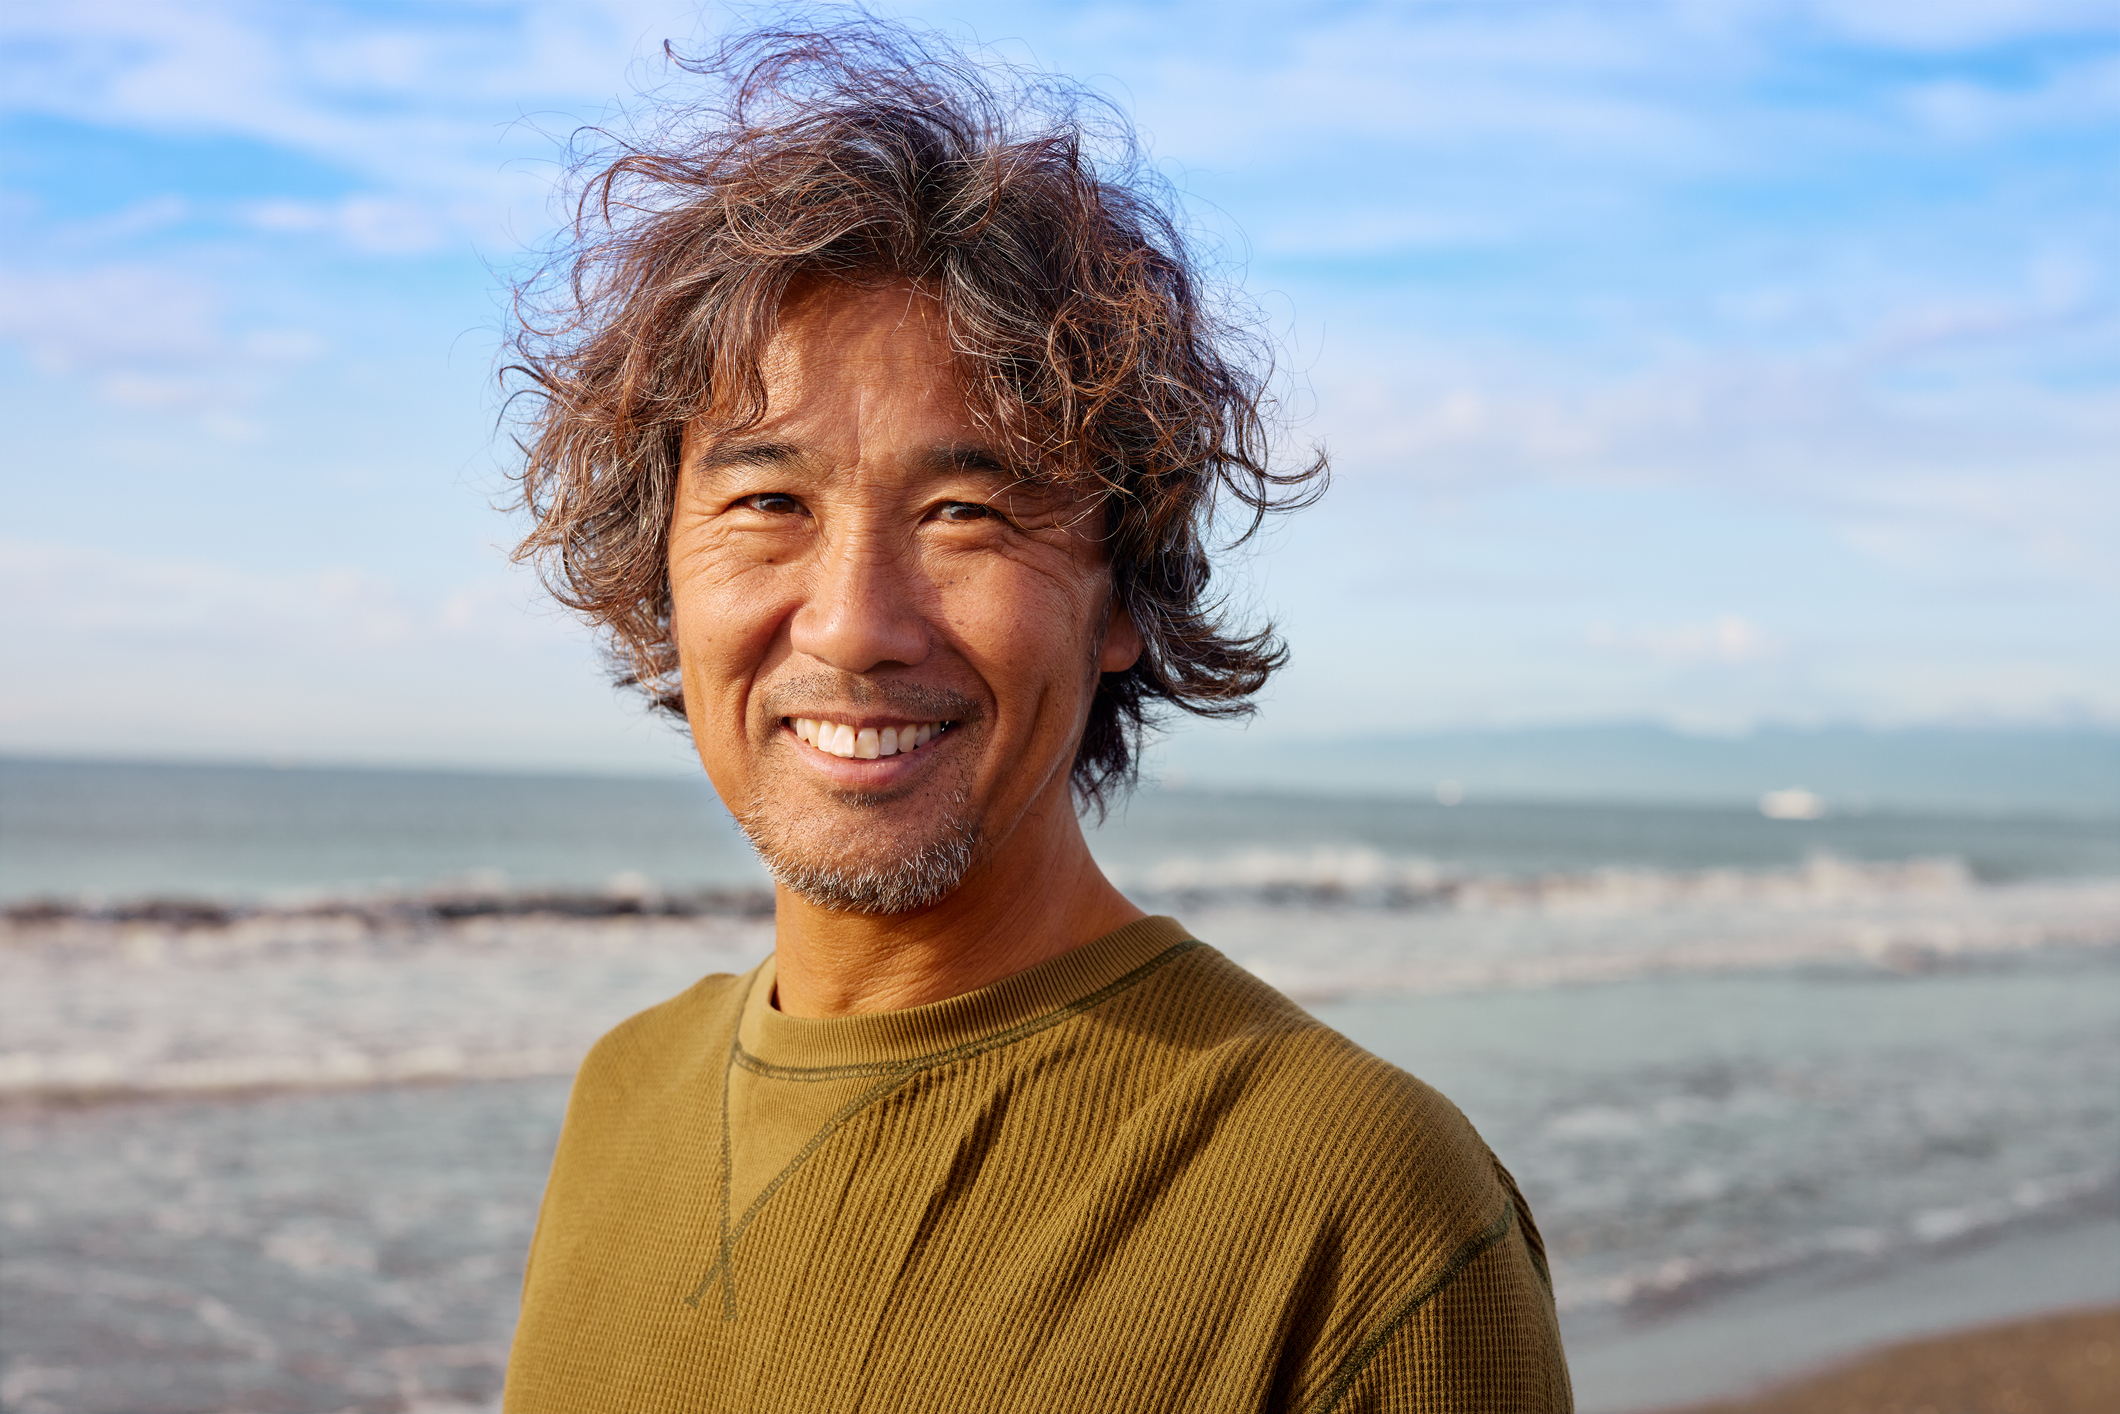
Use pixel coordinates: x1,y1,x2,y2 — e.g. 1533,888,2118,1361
504,916,1573,1412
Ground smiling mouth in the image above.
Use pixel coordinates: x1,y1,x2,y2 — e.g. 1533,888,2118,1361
788,717,955,761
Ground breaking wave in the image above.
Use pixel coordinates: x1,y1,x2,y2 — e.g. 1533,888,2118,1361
4,856,2116,1100
0,906,776,1104
1118,847,1974,909
1555,1167,2120,1316
1174,855,2120,1002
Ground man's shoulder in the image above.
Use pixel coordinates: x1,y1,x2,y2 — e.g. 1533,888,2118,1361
569,965,751,1104
1136,941,1470,1119
1255,1018,1502,1224
1129,943,1508,1226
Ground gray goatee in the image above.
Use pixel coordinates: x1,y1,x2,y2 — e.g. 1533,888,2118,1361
738,792,982,916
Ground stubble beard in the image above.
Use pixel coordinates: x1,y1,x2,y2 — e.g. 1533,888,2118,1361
736,785,984,916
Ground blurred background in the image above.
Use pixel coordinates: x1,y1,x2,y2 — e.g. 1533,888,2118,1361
2,2,2116,1411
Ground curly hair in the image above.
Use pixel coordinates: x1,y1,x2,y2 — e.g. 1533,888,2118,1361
507,15,1325,812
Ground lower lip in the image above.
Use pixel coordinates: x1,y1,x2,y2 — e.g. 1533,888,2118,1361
785,723,953,783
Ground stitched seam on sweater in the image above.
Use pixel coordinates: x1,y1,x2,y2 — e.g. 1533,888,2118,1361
1304,1205,1517,1414
700,972,755,1321
1524,1230,1553,1297
730,940,1204,1081
684,939,1202,1318
683,1065,916,1315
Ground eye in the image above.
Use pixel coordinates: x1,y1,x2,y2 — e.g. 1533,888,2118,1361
933,500,997,523
736,492,808,516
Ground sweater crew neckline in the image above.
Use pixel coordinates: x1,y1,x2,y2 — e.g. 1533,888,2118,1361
739,915,1195,1073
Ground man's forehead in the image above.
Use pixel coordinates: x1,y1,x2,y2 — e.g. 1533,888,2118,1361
762,277,952,376
681,289,970,451
681,278,1079,500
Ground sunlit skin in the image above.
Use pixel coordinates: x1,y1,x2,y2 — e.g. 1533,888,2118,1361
669,279,1146,1018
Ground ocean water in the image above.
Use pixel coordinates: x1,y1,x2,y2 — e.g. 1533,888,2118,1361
3,758,2117,1411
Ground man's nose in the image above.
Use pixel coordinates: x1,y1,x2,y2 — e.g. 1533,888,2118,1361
787,529,931,672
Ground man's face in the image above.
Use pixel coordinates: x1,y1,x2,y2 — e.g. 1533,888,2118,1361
669,280,1141,914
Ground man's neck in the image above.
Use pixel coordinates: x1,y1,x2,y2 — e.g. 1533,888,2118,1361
767,789,1144,1018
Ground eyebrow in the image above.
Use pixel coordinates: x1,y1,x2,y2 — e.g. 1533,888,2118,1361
694,439,804,470
922,444,1013,476
695,439,1017,478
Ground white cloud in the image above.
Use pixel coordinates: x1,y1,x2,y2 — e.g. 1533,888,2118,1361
3,541,424,645
963,2,1741,204
1587,615,1775,664
0,264,325,426
1900,50,2120,139
0,3,645,259
0,265,221,371
5,0,2110,272
1796,0,2120,50
1301,235,2120,593
240,194,455,254
0,537,689,770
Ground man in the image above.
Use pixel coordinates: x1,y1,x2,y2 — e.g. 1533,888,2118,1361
502,21,1570,1412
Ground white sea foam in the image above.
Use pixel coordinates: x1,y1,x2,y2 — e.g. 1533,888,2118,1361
1554,1166,2119,1315
0,913,774,1102
1119,846,1974,908
1192,861,2120,1001
3,859,2114,1102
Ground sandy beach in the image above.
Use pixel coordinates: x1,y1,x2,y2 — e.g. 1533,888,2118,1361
1661,1306,2120,1414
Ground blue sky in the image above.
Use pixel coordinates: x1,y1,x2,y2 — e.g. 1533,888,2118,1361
2,0,2115,774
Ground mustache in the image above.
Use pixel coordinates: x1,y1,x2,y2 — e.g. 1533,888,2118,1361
758,672,982,724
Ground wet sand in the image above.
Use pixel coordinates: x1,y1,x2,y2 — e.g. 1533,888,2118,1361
1660,1305,2120,1414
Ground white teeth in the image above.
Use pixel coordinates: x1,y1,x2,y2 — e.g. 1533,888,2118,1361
790,717,947,759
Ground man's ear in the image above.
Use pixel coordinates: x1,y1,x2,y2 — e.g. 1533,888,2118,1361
1099,599,1143,674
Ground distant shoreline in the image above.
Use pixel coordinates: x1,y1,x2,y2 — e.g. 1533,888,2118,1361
3,754,2116,833
1,885,776,931
9,718,2120,816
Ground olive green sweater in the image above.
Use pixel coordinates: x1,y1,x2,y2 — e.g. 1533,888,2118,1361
505,917,1571,1412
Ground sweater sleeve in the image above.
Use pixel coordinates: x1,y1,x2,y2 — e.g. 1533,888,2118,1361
1306,1149,1573,1414
1318,1214,1573,1414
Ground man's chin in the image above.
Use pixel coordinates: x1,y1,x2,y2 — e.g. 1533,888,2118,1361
738,803,983,917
